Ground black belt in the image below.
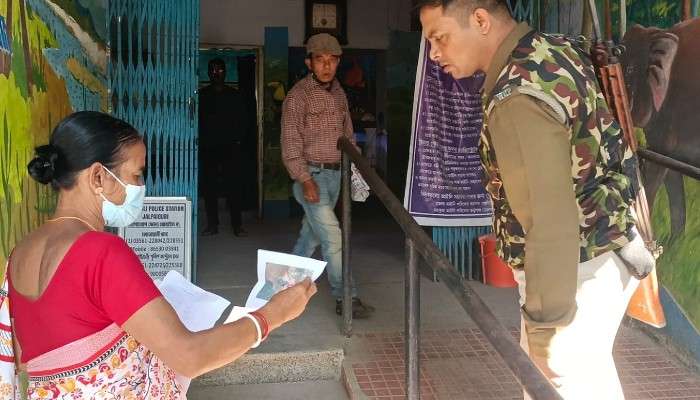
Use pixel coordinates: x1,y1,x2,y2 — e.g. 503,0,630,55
308,161,341,170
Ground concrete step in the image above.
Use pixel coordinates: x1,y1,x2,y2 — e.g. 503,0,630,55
193,348,344,386
192,333,346,386
187,380,349,400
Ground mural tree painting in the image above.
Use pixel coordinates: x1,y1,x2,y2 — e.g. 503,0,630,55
6,0,11,49
0,0,104,270
19,0,31,90
608,0,684,32
1,0,12,77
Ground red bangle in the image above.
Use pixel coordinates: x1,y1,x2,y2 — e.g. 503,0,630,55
250,311,270,341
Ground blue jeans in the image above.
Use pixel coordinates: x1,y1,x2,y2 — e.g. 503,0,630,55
292,167,357,299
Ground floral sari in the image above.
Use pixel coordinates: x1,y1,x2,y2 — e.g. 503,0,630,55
1,271,184,400
25,323,184,399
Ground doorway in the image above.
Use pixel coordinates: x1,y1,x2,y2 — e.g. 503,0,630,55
197,46,263,234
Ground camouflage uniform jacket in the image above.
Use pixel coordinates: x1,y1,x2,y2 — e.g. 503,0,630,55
480,25,638,270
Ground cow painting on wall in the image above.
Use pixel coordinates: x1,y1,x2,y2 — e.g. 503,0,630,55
620,15,700,328
621,18,700,238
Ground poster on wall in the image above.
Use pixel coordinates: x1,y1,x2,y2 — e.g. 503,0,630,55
403,38,492,227
119,197,192,282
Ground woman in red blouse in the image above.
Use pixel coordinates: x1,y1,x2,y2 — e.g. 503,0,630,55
8,111,316,399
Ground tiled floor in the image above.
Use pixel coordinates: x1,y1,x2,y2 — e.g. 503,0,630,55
196,216,700,400
347,328,700,400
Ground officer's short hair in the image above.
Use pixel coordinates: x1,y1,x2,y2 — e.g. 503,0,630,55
414,0,512,23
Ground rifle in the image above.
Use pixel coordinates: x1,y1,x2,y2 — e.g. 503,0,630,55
586,0,666,328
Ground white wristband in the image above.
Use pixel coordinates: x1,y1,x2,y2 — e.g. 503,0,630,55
242,314,262,348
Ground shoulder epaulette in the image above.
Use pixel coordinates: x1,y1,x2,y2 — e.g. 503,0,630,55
486,85,568,127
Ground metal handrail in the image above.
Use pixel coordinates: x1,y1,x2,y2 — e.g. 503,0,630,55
338,137,562,400
638,149,700,181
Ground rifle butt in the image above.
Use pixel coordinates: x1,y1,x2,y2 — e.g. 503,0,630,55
626,268,666,328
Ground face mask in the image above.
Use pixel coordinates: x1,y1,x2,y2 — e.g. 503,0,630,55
100,166,146,228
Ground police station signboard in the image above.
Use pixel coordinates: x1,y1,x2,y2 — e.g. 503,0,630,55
119,197,192,281
404,38,492,227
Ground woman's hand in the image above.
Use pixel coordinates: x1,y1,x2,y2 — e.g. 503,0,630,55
258,278,317,330
122,279,316,378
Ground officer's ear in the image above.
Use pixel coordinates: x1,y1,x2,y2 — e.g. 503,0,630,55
305,56,312,70
472,8,492,35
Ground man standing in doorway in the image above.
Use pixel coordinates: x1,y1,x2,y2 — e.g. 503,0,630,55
417,1,648,398
199,58,248,237
281,33,374,318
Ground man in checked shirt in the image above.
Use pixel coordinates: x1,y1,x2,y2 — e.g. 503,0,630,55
281,33,374,319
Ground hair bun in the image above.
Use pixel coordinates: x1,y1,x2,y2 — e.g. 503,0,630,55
28,145,61,185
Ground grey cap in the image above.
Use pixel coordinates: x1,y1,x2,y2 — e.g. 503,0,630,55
306,33,342,56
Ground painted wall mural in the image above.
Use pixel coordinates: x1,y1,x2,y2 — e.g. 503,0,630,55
0,0,106,271
621,15,700,329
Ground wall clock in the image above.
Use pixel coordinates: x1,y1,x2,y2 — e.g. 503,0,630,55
305,0,348,45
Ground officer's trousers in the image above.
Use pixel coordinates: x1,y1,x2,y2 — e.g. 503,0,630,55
514,250,640,400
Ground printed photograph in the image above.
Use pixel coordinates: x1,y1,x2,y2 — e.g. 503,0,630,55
256,262,314,301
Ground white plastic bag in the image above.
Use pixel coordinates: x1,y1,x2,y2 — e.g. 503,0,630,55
350,163,370,202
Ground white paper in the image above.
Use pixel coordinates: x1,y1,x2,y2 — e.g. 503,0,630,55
224,306,257,324
156,271,231,393
245,250,327,309
158,270,231,332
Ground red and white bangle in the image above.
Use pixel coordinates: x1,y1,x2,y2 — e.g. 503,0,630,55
244,312,270,348
250,311,270,341
242,314,263,348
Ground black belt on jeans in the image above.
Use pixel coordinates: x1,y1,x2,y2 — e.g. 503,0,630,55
308,161,341,170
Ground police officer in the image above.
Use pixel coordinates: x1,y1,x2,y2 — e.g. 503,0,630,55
417,1,645,398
